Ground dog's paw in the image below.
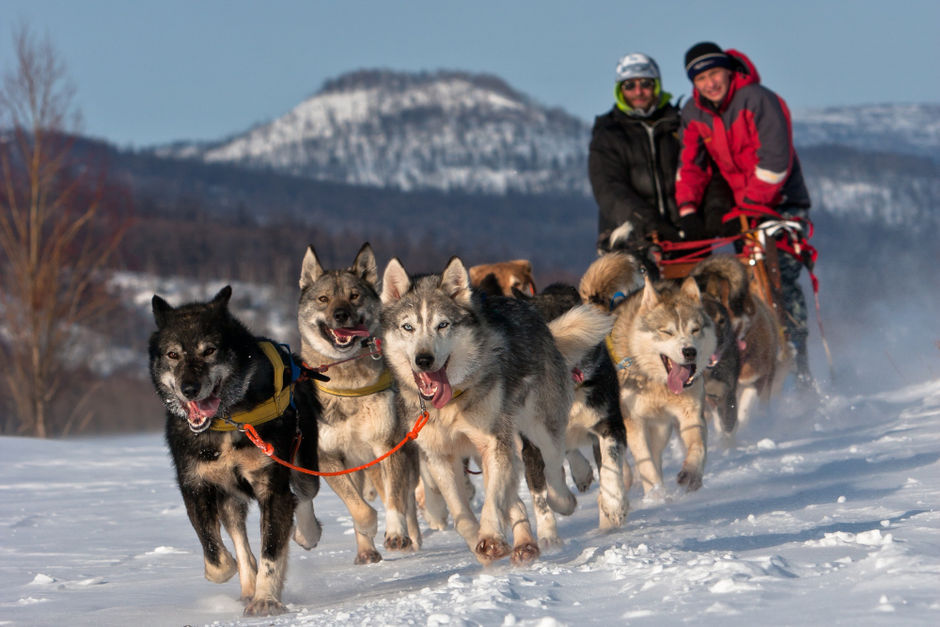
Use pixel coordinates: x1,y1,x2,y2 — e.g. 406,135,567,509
354,549,383,565
641,483,668,505
598,498,629,530
293,518,322,550
567,451,595,492
384,533,413,552
538,535,564,551
511,541,540,566
677,467,703,492
575,476,594,493
243,597,287,617
420,510,449,531
475,536,511,564
547,488,577,516
204,551,238,583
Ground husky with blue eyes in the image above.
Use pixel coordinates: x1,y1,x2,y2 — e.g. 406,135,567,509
379,256,612,565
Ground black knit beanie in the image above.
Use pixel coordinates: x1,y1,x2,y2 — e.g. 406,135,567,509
685,42,733,80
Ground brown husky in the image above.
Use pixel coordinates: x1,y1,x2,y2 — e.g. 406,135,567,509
690,255,792,431
298,243,421,564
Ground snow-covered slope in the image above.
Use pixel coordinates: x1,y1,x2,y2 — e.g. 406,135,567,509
159,70,590,194
154,71,939,231
1,379,939,625
793,103,940,162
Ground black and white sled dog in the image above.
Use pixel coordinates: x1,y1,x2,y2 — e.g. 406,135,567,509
380,257,612,564
297,242,421,564
149,286,322,616
500,281,629,534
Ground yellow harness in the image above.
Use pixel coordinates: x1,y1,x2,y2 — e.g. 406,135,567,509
315,368,394,397
605,333,634,370
211,341,293,431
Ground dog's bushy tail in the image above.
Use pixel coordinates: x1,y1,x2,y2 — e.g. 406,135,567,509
547,304,613,369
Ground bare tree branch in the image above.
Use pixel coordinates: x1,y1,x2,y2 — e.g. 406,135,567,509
0,24,128,437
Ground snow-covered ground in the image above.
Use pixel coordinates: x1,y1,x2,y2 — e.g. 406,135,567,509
2,378,939,626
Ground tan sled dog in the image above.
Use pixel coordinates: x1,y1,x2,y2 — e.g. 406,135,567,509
468,259,537,296
298,243,421,564
605,275,717,496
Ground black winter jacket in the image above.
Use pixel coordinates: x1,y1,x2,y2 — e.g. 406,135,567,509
589,103,732,241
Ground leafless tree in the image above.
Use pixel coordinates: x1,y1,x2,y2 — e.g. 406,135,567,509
0,25,128,437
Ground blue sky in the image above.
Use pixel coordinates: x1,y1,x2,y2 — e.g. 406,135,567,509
2,0,937,147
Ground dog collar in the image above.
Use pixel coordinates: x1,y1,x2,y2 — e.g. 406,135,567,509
315,368,394,397
604,333,634,370
211,341,293,431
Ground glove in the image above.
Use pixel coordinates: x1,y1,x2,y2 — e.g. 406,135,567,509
646,218,681,242
677,213,708,241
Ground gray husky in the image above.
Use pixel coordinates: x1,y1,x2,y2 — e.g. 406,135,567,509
499,282,629,533
297,242,421,564
149,286,321,616
380,257,611,564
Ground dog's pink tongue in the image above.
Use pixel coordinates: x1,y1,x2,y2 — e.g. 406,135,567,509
415,368,453,409
187,397,221,420
667,363,692,395
332,325,370,340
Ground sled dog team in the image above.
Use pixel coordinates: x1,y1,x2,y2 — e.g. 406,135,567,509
149,243,792,615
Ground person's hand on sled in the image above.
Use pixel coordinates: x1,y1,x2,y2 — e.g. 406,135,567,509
676,210,708,241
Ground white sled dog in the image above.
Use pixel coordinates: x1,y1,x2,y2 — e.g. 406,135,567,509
603,274,718,496
298,243,421,564
380,256,611,564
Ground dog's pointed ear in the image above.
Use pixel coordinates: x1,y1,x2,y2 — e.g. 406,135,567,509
639,274,660,311
440,256,472,305
680,276,702,301
210,286,233,311
300,245,325,290
352,242,378,287
151,294,173,329
381,258,411,303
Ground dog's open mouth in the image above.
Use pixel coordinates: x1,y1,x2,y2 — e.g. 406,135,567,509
661,355,696,395
412,366,453,409
184,391,221,433
319,322,370,349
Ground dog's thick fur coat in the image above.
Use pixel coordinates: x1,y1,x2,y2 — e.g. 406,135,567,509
380,257,610,564
468,259,537,296
690,255,791,430
511,282,630,533
297,243,421,564
605,275,718,495
149,286,321,616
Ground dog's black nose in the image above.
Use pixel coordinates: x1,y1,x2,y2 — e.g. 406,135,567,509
682,347,697,362
180,381,201,400
414,352,434,370
333,307,351,325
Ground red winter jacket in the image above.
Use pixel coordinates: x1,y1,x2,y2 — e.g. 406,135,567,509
676,50,810,214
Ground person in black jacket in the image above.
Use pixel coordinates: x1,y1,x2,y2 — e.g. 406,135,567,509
589,52,731,254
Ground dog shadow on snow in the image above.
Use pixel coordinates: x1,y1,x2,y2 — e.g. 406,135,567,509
624,448,938,555
676,508,930,554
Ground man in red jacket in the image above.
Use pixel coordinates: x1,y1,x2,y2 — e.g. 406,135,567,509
676,41,814,391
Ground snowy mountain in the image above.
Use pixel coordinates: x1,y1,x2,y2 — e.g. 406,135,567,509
154,71,939,231
792,103,940,162
158,70,590,195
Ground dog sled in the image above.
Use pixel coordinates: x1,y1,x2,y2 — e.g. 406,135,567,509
651,207,828,365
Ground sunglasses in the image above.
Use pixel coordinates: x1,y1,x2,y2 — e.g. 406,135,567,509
621,78,655,91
